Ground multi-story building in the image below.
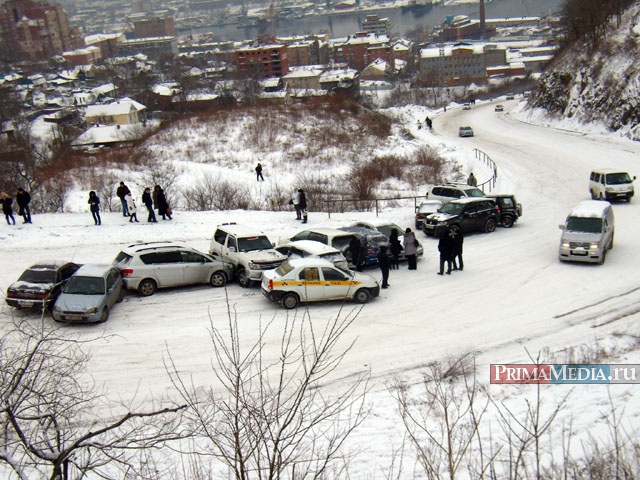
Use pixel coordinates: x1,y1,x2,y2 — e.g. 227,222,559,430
419,43,487,86
85,32,125,60
63,45,102,67
361,15,391,36
0,0,75,62
235,43,289,78
277,35,330,67
133,17,176,38
118,36,178,59
330,33,393,72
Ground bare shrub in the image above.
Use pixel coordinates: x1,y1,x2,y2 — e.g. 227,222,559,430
141,160,181,208
33,174,73,213
182,172,253,211
167,307,370,479
412,146,449,185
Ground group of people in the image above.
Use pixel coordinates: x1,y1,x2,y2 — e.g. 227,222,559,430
88,182,172,226
437,228,464,275
0,188,32,225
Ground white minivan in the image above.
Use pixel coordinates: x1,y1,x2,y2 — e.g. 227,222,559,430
589,169,635,202
558,200,614,265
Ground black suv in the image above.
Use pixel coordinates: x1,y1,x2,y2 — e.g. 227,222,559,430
485,194,522,228
422,198,500,237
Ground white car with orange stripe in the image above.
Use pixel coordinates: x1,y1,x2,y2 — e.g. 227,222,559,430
261,258,380,309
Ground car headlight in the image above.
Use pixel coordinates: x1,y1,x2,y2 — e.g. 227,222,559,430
86,307,98,314
589,243,599,250
248,261,258,270
561,241,570,248
53,306,62,312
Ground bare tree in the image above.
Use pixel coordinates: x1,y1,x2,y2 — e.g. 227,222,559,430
0,318,188,480
167,305,370,479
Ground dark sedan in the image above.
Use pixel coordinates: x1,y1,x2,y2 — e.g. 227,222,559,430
6,261,81,311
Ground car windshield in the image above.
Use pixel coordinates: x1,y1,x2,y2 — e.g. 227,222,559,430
464,188,485,197
366,234,389,247
237,235,273,252
374,224,402,238
64,276,105,295
439,202,466,215
605,172,632,184
18,269,57,283
566,217,603,233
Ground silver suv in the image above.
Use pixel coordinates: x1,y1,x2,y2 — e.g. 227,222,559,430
425,183,485,204
114,242,234,296
209,223,287,287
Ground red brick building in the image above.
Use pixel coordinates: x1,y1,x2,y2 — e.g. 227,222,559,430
0,0,75,61
235,44,289,78
329,33,394,72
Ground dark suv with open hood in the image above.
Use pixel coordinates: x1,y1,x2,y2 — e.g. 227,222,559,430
422,198,500,237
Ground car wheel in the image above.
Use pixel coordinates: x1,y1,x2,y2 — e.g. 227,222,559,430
502,215,515,228
138,279,157,297
449,225,461,236
281,292,299,309
117,287,126,303
599,250,606,265
484,218,497,233
354,288,371,304
609,232,614,249
590,190,596,200
598,192,604,200
210,271,227,287
98,307,109,323
237,269,251,288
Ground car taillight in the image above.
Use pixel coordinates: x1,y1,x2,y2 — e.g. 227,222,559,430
268,279,273,290
121,269,134,277
7,291,17,298
37,293,49,299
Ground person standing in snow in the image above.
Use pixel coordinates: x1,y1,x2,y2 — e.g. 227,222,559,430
403,228,418,270
389,228,402,270
467,172,477,186
142,187,157,223
155,185,172,220
0,192,16,225
437,228,456,275
298,188,308,224
377,244,391,289
116,181,131,216
292,189,301,220
255,162,264,181
16,188,32,223
349,235,363,271
126,193,139,223
88,191,101,225
451,228,464,271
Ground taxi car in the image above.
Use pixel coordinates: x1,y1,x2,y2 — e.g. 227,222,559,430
261,258,380,309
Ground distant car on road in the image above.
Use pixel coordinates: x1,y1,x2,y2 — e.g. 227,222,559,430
261,258,380,309
463,102,471,110
5,261,80,311
505,93,515,100
494,104,504,112
458,126,474,137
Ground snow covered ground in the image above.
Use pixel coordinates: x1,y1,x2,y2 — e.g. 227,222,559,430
2,97,640,477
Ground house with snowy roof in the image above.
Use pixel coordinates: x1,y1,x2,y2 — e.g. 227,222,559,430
84,98,146,126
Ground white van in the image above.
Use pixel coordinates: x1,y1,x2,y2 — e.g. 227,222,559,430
558,200,614,265
589,169,635,202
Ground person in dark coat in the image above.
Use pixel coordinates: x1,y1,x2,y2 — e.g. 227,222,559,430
298,189,308,224
451,228,464,271
389,228,402,270
467,172,477,186
425,116,433,130
255,162,264,181
142,187,157,223
349,236,363,271
16,188,32,223
116,181,131,216
88,191,101,225
403,228,418,270
155,185,172,220
377,244,391,289
437,229,456,275
0,192,16,225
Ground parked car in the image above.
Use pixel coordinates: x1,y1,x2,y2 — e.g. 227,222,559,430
114,242,235,296
52,264,124,323
5,261,81,311
425,183,485,204
459,126,474,137
463,102,471,110
415,200,444,229
589,169,635,202
275,240,349,270
339,226,391,267
261,258,380,309
344,221,424,260
281,227,362,269
558,200,614,265
210,223,287,287
484,194,522,227
422,198,500,237
494,104,504,112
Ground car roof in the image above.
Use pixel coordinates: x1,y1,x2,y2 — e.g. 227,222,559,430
280,240,341,255
27,260,77,270
485,193,515,198
216,223,268,237
569,200,611,217
286,257,340,269
73,264,114,277
354,219,401,228
294,227,356,238
122,241,187,253
591,168,629,174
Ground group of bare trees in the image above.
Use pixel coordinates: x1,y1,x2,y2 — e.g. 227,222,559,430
561,0,636,46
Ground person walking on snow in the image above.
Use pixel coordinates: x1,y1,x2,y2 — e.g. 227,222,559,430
155,185,172,220
142,187,157,223
298,189,308,224
403,228,418,270
16,188,32,223
0,192,16,225
116,181,131,216
88,191,101,225
126,193,139,223
255,162,264,181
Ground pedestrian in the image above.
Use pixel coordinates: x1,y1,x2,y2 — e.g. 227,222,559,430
0,192,16,225
155,185,172,220
255,162,264,181
116,181,131,216
389,228,402,270
451,228,464,271
349,236,363,271
437,229,456,275
425,116,433,130
467,172,477,186
403,228,418,270
377,244,391,289
291,189,302,220
142,187,157,223
126,193,139,223
298,188,308,224
88,191,101,225
16,188,32,223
